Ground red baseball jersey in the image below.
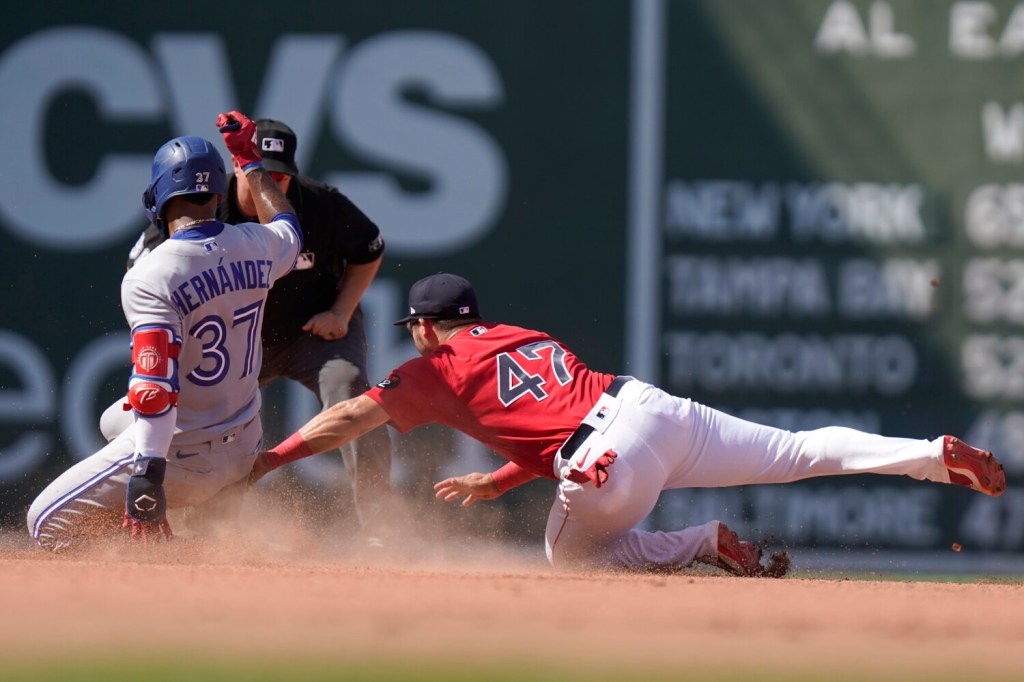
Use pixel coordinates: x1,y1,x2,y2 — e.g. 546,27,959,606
366,322,615,479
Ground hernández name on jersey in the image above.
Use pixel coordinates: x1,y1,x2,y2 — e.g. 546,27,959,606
169,258,274,316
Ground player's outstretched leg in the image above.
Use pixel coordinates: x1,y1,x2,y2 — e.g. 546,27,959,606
943,436,1006,496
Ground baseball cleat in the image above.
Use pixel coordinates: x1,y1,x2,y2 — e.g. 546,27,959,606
704,522,765,577
943,436,1006,497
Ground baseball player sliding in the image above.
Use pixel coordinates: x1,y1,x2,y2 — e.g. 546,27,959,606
106,118,393,544
27,111,301,549
249,273,1006,576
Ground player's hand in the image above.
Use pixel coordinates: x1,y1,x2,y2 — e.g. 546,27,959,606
565,449,618,488
122,511,174,543
248,451,274,485
302,310,349,340
434,472,502,507
216,110,262,171
124,456,172,543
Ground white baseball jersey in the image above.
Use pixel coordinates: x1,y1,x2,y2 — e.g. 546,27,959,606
26,215,300,550
121,217,300,443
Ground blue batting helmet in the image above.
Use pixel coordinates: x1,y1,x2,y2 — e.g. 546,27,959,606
142,136,226,225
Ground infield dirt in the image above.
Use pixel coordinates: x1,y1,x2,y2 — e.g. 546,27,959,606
1,526,1022,681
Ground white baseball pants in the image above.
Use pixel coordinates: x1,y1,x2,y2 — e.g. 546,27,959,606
27,416,262,550
545,380,951,571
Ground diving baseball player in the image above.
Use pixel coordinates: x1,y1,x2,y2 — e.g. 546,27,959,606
27,111,301,548
247,273,1007,575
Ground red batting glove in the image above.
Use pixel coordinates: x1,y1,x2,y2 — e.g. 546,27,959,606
565,450,618,488
122,510,173,544
216,110,262,171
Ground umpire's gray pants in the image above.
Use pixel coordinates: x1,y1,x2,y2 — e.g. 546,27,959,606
259,306,392,532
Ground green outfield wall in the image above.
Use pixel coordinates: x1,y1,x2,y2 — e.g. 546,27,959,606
2,1,1023,561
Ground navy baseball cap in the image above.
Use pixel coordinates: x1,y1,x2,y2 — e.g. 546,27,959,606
394,273,481,325
254,119,299,176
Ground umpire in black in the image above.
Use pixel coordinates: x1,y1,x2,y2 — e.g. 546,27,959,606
111,119,392,544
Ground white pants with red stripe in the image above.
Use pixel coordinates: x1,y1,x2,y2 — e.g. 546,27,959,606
544,379,951,571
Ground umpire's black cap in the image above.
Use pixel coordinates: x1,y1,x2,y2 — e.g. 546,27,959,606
254,119,299,176
394,273,481,325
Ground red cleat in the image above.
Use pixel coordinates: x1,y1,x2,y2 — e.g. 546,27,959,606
944,436,1006,497
703,523,765,577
